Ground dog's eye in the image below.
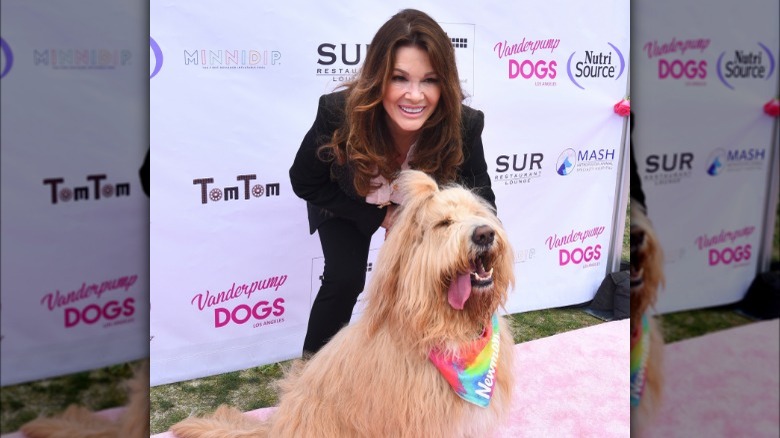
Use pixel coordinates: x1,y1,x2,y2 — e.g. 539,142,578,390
435,218,453,228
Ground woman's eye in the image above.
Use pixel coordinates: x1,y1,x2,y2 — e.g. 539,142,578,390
392,75,407,82
424,77,439,83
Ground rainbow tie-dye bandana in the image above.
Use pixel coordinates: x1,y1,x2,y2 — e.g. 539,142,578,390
630,313,650,407
429,314,501,408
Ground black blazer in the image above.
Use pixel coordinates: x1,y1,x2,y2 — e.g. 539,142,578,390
289,91,496,236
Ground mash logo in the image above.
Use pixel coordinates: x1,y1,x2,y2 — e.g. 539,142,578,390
150,37,163,78
695,226,755,268
184,49,281,70
644,37,710,86
494,36,560,87
193,174,280,204
494,153,544,185
566,42,625,90
557,148,615,176
706,148,766,176
717,43,776,90
643,153,694,186
0,38,13,79
43,174,131,204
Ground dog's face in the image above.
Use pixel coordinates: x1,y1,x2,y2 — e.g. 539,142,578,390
629,199,664,335
364,170,514,350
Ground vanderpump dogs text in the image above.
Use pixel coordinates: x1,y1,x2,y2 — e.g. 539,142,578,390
545,226,606,268
494,37,560,85
190,275,288,329
40,275,138,328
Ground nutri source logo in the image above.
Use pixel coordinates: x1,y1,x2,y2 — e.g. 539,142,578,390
34,48,132,70
644,37,710,85
643,152,694,186
43,175,131,204
557,148,616,176
494,152,544,185
494,36,560,87
184,49,281,70
695,226,755,267
706,148,766,176
39,274,138,329
717,43,776,90
545,225,606,268
1,38,13,79
193,174,280,204
150,37,163,78
315,22,475,96
566,42,625,90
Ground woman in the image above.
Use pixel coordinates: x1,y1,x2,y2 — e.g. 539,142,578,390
290,8,495,355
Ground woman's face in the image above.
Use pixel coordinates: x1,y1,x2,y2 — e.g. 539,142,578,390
382,45,441,146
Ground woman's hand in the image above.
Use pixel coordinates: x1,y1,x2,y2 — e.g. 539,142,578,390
381,204,398,239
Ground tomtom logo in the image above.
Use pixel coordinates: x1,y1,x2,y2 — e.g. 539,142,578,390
0,38,13,79
717,43,776,90
566,42,625,90
43,175,131,204
557,148,577,175
193,174,280,204
150,37,163,78
706,148,766,176
183,49,281,70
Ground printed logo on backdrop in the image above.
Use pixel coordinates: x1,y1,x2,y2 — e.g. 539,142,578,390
494,36,560,87
716,43,776,90
43,175,132,204
545,226,606,269
695,226,755,268
494,152,544,186
40,275,138,328
310,250,378,318
150,37,163,78
193,174,280,204
191,274,288,329
315,22,475,96
183,48,281,70
642,152,694,186
556,147,616,176
705,148,766,176
566,42,625,90
515,248,536,264
0,38,13,79
33,48,132,70
643,37,710,86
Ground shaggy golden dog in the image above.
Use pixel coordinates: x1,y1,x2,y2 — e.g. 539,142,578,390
170,170,516,438
19,360,149,438
629,199,664,436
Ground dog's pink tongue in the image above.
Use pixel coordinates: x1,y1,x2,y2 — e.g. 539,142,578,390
448,273,472,310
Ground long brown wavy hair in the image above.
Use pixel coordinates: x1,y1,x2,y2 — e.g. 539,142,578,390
319,9,465,197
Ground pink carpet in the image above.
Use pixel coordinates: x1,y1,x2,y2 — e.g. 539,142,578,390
151,319,630,437
1,407,125,438
647,318,780,437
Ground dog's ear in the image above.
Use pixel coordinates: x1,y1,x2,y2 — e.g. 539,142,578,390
396,170,438,205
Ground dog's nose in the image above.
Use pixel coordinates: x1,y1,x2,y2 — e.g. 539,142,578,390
472,225,495,246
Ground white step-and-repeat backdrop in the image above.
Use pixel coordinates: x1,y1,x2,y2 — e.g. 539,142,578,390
150,0,631,386
633,0,779,314
0,0,149,386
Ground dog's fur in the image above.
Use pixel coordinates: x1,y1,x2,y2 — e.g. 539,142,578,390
19,360,149,438
629,200,664,436
170,170,516,438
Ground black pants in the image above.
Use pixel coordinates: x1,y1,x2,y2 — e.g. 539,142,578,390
303,217,371,355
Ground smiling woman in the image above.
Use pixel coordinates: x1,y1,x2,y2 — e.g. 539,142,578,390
288,8,496,356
